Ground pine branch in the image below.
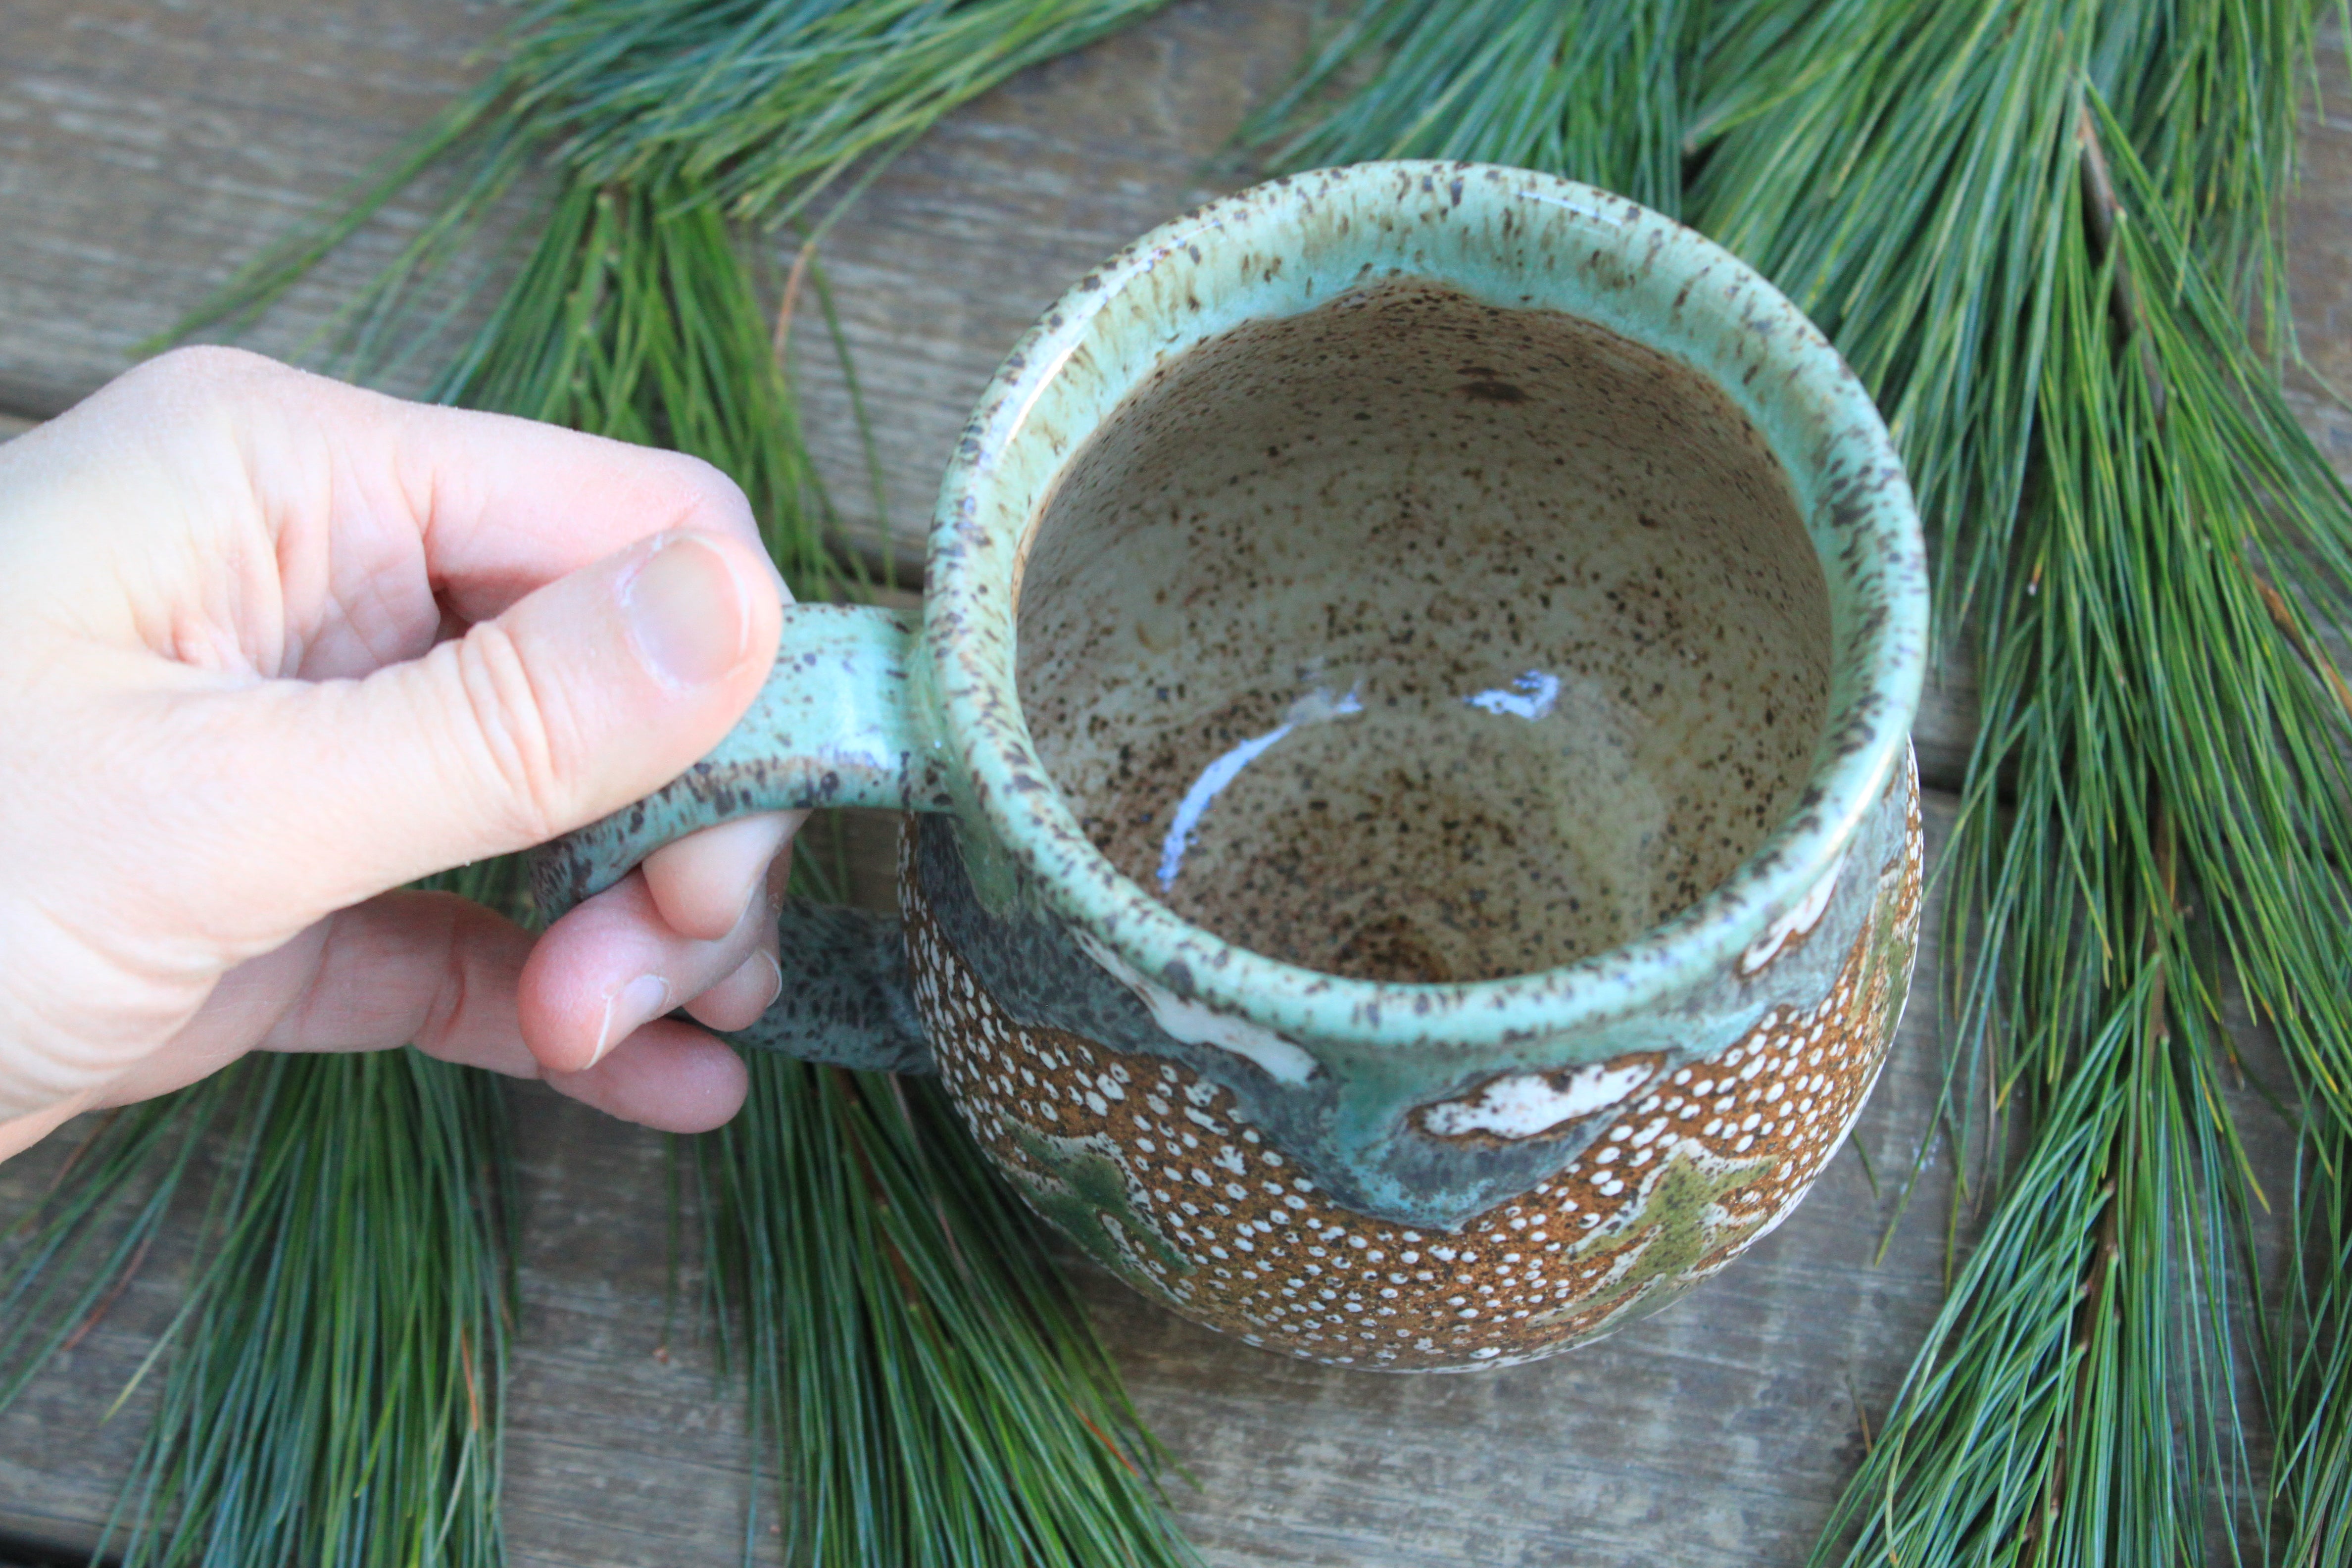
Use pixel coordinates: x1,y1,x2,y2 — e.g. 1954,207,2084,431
427,173,843,589
1709,3,2352,1557
1698,1,2349,1554
460,165,1197,1556
500,0,1179,221
0,1086,236,1417
1244,0,1701,216
168,0,1188,359
15,6,1204,1561
699,1063,1197,1567
2274,1126,2352,1564
1270,1,2352,1561
75,1054,512,1568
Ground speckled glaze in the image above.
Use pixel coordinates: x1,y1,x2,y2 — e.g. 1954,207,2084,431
534,163,1929,1371
902,757,1918,1368
1017,277,1833,982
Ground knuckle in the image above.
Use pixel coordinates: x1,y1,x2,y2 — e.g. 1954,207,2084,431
111,348,318,465
656,452,756,534
124,344,281,400
414,902,478,1059
445,621,585,844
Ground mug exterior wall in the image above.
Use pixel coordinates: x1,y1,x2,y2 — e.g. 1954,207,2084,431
528,165,1932,1373
903,749,1920,1371
924,166,1929,1236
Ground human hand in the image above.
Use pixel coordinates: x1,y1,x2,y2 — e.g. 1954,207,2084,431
0,347,805,1161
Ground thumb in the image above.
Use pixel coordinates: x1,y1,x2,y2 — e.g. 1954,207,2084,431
236,529,783,916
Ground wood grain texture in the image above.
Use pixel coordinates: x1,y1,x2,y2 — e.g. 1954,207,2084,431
0,0,508,417
0,0,2337,1560
0,0,2006,775
0,800,1990,1567
2284,21,2352,470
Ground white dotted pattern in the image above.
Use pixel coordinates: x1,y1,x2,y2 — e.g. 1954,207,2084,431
907,773,1921,1370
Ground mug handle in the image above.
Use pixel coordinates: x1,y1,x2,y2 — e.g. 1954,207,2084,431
529,603,952,1075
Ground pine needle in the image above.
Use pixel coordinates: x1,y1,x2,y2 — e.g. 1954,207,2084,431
433,155,1199,1560
3,864,526,1565
427,172,840,588
497,0,1179,221
1266,0,2352,1559
93,1052,512,1568
166,0,1185,360
1244,0,1701,216
698,1063,1197,1567
19,3,1205,1561
0,1084,236,1418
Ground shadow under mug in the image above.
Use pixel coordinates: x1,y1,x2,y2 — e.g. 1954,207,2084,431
534,162,1929,1371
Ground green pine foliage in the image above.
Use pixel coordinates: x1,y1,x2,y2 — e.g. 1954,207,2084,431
17,0,2352,1560
0,1084,238,1421
429,173,839,590
1261,0,2352,1559
492,0,1178,218
1245,0,1702,216
178,0,1184,364
370,131,1203,1562
0,875,521,1566
5,2,1202,1563
96,1053,513,1568
0,1054,511,1568
698,1064,1194,1567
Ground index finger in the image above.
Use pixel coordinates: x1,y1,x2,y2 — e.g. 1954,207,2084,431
24,347,779,645
380,392,780,624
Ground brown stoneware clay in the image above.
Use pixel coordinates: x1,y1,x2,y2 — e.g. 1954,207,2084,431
537,162,1929,1370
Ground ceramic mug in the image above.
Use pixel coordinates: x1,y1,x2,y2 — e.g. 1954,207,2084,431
534,161,1927,1371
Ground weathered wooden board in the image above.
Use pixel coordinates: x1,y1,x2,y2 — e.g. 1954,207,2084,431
2,798,2005,1568
0,0,505,417
0,0,2340,1561
0,0,2025,785
2286,27,2352,465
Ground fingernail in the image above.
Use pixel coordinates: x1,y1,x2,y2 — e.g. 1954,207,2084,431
624,536,749,687
591,974,673,1065
756,951,784,1014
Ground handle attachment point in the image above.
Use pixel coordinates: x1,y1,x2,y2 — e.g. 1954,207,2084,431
531,602,949,1075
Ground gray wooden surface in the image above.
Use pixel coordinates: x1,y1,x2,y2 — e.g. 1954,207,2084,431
0,0,2338,1563
0,811,1973,1568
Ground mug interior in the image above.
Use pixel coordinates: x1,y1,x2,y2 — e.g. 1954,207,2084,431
1015,277,1832,983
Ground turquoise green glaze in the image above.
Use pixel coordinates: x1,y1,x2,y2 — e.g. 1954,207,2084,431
930,164,1923,1052
536,161,1927,1241
538,603,952,912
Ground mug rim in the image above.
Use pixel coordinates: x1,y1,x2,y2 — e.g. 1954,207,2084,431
922,160,1927,1060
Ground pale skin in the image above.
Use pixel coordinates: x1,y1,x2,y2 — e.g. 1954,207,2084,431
0,347,811,1163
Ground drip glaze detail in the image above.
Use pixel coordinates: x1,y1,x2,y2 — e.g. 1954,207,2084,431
906,758,1922,1370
